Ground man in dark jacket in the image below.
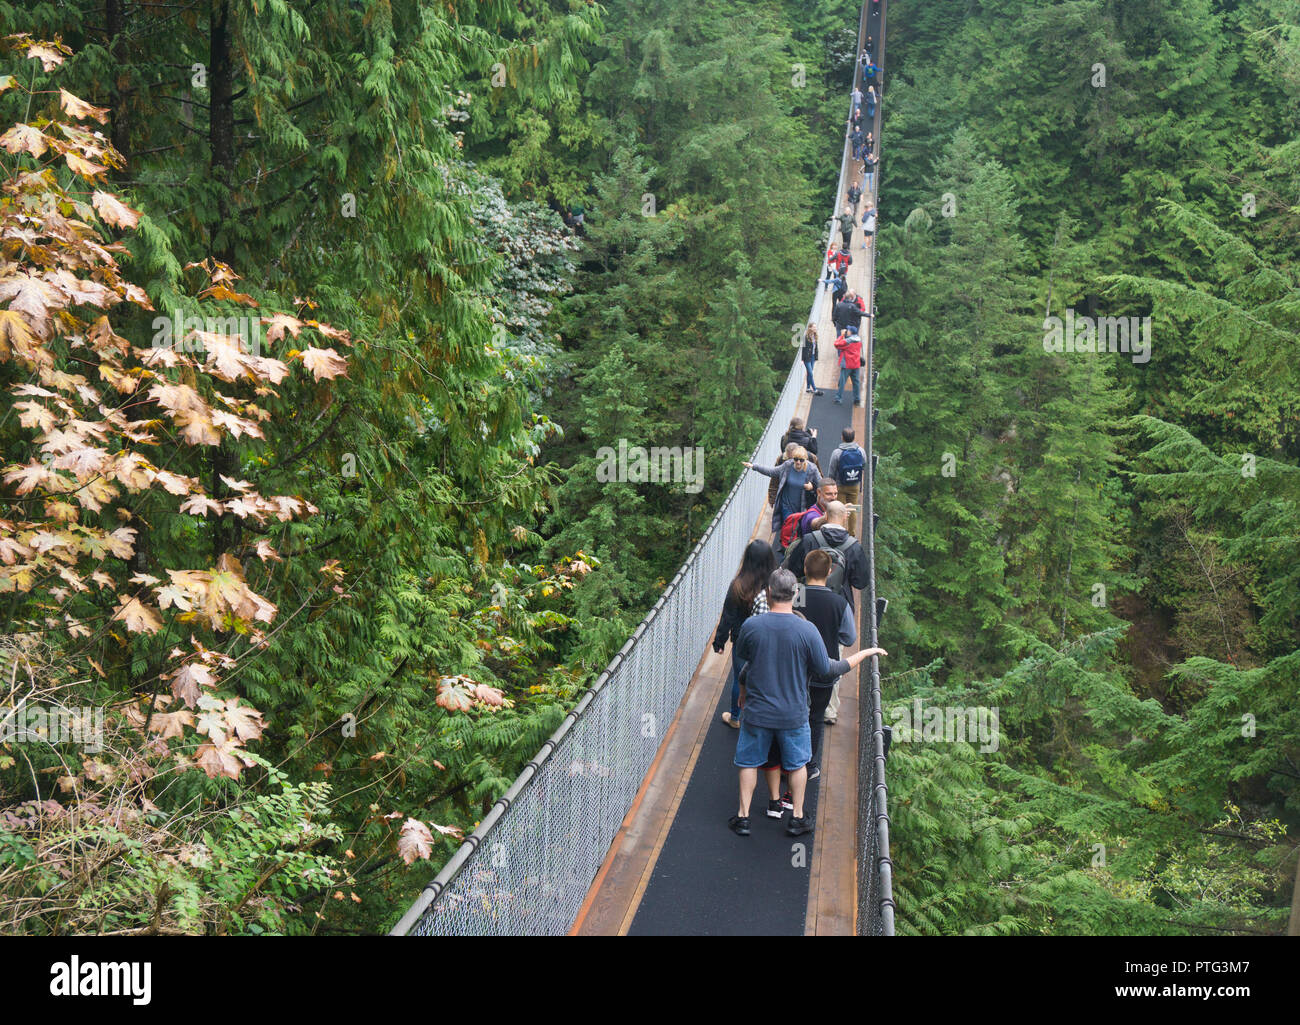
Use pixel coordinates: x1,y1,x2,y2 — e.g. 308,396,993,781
843,291,869,336
781,502,869,613
832,296,859,334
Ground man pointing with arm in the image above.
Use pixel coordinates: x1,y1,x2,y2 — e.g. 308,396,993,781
730,569,886,838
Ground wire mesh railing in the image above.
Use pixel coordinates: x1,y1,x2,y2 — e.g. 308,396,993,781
391,0,888,938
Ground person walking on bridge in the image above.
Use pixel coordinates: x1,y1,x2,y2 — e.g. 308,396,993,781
782,501,870,726
712,539,776,729
781,415,818,459
861,201,877,251
826,427,867,537
839,202,856,251
742,448,819,556
801,323,821,395
782,501,869,613
729,569,885,837
833,327,864,406
825,241,851,277
862,149,878,193
798,477,838,539
798,549,856,780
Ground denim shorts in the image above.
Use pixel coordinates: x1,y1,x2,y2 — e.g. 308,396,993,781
734,720,812,772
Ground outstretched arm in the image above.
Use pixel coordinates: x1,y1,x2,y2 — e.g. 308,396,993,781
742,460,782,479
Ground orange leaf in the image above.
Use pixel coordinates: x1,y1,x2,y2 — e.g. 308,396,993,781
59,89,110,124
92,190,141,229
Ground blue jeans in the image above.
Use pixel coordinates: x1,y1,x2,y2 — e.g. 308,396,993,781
728,657,747,718
735,721,812,771
803,359,816,389
836,366,862,404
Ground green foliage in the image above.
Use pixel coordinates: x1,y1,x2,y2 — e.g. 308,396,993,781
879,0,1300,934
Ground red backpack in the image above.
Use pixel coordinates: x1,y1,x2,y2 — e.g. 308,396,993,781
780,509,806,549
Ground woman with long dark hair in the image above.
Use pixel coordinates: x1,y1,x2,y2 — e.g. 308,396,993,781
711,539,776,727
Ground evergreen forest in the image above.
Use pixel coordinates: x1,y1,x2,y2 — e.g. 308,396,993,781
0,0,1296,938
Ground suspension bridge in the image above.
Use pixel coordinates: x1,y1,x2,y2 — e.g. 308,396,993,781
392,0,894,937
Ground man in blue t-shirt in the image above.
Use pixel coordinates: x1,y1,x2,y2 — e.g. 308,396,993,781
730,569,885,838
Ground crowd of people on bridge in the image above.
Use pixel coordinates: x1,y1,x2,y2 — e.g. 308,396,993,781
712,43,886,839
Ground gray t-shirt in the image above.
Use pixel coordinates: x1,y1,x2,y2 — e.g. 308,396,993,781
735,612,851,729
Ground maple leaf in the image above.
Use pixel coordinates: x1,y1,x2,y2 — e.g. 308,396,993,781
155,582,193,612
43,499,79,524
473,684,507,707
222,699,264,742
47,269,119,309
306,320,352,345
150,709,196,740
12,401,56,433
435,677,475,712
58,88,110,124
171,408,222,447
0,272,66,337
268,495,308,521
0,124,49,158
255,540,281,563
25,42,69,72
52,445,108,476
179,494,224,518
0,309,39,359
431,821,464,839
398,818,434,865
64,151,107,178
195,332,249,381
113,595,163,634
225,496,266,522
3,461,55,496
263,312,304,343
29,530,67,553
199,284,257,306
107,525,137,558
91,190,141,229
298,346,349,381
0,537,32,564
211,409,263,440
194,739,254,780
151,469,196,496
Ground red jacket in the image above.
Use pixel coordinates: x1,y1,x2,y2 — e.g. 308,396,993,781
826,248,851,274
834,332,863,369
